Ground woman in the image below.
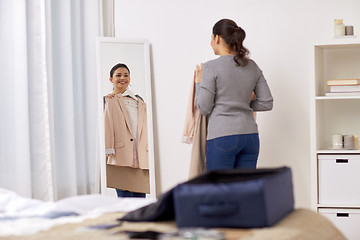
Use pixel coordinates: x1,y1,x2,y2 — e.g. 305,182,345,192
195,19,273,171
104,63,149,198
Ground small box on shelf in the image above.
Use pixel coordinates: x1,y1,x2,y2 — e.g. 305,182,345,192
325,135,359,151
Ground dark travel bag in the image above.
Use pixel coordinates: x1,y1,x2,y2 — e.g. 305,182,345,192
121,167,294,228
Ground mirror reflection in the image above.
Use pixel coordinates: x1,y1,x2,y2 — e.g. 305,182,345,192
97,38,156,198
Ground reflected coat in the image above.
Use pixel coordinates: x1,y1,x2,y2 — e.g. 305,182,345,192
104,94,149,169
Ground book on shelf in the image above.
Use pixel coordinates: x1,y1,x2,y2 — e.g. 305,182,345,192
325,92,360,96
326,79,360,86
329,84,360,92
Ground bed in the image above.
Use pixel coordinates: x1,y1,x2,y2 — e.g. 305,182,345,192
0,189,346,240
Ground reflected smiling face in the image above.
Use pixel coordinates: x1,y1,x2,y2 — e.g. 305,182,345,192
110,67,130,94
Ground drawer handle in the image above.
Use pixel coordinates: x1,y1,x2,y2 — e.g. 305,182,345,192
337,213,349,217
336,159,348,163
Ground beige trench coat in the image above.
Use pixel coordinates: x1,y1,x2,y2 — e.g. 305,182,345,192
104,94,149,193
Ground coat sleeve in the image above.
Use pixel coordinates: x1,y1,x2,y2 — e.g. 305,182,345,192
104,99,115,155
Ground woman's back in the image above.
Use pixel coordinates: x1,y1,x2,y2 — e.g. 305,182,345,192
196,55,272,140
194,18,273,170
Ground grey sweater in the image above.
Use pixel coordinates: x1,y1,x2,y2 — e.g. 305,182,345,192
196,55,273,140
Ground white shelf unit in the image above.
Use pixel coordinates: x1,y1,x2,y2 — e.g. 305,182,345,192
310,42,360,240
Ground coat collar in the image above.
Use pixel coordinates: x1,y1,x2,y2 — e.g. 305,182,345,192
115,92,146,138
121,89,138,101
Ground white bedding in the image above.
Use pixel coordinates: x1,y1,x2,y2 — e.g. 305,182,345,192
0,188,155,236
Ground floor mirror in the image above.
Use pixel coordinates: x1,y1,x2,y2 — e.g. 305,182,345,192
96,37,156,198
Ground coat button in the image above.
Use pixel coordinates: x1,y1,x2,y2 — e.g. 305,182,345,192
130,138,134,141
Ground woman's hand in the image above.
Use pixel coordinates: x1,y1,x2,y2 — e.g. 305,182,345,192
250,92,256,101
194,63,203,83
105,93,116,101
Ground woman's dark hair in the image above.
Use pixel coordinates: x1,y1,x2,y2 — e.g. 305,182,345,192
213,19,250,66
110,63,130,78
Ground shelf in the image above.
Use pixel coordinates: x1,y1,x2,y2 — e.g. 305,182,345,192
317,150,360,154
318,204,360,209
333,35,357,39
314,41,360,49
315,96,360,100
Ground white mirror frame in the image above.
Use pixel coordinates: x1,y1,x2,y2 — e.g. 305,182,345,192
96,37,156,198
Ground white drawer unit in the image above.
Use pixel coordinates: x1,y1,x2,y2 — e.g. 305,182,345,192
319,208,360,240
318,154,360,205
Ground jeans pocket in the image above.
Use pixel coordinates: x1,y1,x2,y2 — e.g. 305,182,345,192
214,136,239,152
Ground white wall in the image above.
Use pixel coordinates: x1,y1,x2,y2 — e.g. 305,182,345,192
114,0,360,208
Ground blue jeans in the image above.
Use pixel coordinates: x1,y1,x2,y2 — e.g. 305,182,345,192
206,133,259,171
116,189,146,198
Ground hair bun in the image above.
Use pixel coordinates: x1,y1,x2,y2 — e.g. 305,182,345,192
236,26,244,32
212,19,249,66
